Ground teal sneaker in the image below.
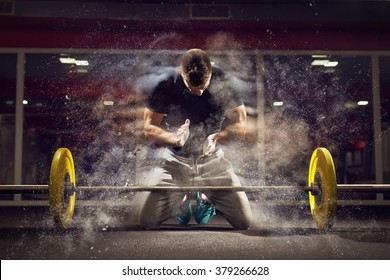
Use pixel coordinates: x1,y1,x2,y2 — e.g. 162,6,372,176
194,192,216,225
176,192,192,225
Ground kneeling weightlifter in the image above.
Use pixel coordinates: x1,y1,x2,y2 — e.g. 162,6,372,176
139,48,252,229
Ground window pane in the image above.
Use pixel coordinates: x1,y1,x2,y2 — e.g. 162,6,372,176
24,53,139,185
380,56,390,183
263,55,374,185
0,54,16,184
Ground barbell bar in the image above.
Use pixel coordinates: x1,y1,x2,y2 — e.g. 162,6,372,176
1,184,390,193
0,185,303,193
1,147,389,230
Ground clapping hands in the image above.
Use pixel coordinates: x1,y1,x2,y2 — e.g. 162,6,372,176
175,119,190,147
202,133,219,157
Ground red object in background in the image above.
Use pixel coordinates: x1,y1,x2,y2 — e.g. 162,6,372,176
0,17,390,51
355,140,367,150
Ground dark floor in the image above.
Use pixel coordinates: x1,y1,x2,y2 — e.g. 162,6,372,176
1,194,390,260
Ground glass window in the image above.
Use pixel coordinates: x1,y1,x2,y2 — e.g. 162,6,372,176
380,56,390,183
0,54,17,184
263,55,374,185
24,53,139,186
144,52,181,68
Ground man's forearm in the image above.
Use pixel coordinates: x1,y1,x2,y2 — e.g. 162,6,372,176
216,121,258,144
144,124,178,146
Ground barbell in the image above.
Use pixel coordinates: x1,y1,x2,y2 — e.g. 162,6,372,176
1,147,389,230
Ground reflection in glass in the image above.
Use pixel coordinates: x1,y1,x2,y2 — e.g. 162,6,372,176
24,53,139,185
263,55,374,185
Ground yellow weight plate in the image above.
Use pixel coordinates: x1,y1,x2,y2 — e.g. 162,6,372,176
49,148,76,229
308,147,337,230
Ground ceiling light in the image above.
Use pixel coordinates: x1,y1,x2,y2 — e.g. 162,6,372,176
23,100,28,105
60,57,89,66
76,69,88,73
324,61,338,67
60,57,76,64
311,60,338,67
273,101,284,107
103,101,114,106
357,101,369,106
311,59,329,66
323,68,336,74
311,54,328,58
75,60,89,66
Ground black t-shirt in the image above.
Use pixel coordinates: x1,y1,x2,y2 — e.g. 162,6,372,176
146,65,243,157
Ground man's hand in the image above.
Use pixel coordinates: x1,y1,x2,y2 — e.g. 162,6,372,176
175,119,190,147
202,132,219,157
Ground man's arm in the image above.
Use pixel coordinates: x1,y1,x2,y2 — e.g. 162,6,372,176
217,104,258,144
216,104,248,142
143,107,177,146
143,107,190,147
202,104,258,156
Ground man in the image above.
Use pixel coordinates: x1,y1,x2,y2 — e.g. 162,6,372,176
139,49,252,229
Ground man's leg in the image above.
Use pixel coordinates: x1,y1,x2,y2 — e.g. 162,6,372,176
140,191,176,228
208,191,252,230
196,150,252,229
138,149,192,228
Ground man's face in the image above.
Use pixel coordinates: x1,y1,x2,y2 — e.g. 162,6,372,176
181,71,211,96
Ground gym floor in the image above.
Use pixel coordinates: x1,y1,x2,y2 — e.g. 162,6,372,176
1,193,390,260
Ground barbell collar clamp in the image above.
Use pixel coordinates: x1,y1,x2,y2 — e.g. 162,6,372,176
303,182,322,196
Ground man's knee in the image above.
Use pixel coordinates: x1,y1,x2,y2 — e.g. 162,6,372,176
139,209,162,229
231,212,252,230
139,192,172,229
